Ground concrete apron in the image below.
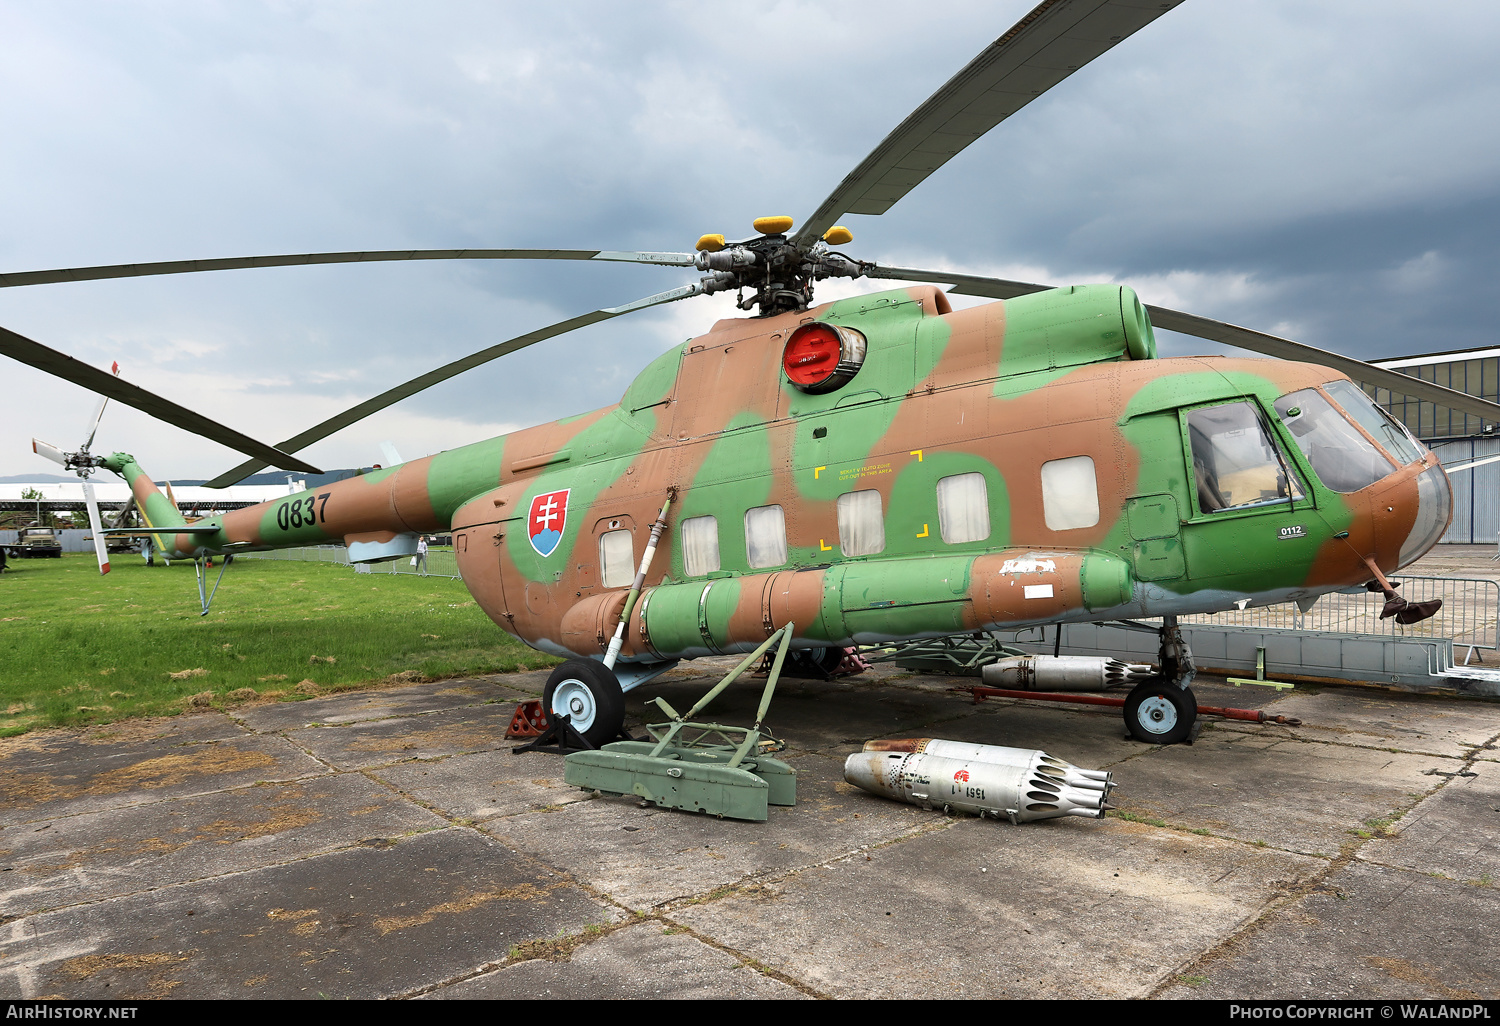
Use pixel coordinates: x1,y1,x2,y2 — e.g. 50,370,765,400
0,664,1497,1000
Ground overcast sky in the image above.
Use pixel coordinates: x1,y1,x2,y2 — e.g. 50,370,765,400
3,0,1499,481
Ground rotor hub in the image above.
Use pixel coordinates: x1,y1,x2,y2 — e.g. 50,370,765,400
693,220,866,316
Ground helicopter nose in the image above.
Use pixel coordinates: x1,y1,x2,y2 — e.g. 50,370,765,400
1397,462,1453,569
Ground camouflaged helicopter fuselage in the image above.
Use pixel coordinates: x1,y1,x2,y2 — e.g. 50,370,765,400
103,283,1450,664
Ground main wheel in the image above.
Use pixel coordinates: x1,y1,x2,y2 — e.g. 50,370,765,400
1123,680,1197,745
544,660,625,747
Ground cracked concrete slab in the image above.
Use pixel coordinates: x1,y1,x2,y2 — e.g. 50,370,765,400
1213,686,1500,759
373,747,592,823
424,921,808,999
1156,862,1500,1000
233,674,545,732
670,815,1323,999
4,664,1498,1000
0,773,447,918
1359,763,1500,885
282,702,521,771
1108,727,1445,856
631,673,974,754
0,828,615,1000
0,734,328,827
483,749,935,909
0,714,248,774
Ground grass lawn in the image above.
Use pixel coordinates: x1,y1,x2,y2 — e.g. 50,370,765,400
0,552,556,735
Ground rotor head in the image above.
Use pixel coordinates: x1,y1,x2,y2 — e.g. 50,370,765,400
692,218,863,315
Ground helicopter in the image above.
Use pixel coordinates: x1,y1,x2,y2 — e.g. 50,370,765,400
5,0,1498,746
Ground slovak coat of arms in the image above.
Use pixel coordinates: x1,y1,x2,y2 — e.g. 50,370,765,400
527,488,570,558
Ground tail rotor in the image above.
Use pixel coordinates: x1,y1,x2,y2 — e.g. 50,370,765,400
30,362,122,575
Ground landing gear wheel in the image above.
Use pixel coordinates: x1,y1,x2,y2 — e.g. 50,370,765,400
1123,680,1197,745
544,660,625,747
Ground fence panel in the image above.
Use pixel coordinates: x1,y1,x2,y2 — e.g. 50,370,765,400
1179,575,1499,655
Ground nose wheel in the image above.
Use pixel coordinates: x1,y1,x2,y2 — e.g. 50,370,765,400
1123,679,1197,745
1122,613,1198,745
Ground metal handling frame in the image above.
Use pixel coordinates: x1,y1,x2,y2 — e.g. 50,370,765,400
563,623,798,822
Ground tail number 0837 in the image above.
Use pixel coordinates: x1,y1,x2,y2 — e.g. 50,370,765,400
276,493,332,531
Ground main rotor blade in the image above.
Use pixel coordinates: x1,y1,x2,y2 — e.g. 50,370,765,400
0,249,694,289
0,324,322,474
866,264,1500,423
202,283,705,488
1142,306,1500,424
792,0,1183,246
866,264,1049,300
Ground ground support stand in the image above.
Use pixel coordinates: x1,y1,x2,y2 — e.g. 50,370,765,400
564,624,798,821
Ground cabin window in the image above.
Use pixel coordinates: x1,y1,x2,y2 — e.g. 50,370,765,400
1041,456,1101,530
937,473,990,544
744,505,788,569
599,529,635,588
837,490,886,557
680,515,721,577
1188,401,1306,512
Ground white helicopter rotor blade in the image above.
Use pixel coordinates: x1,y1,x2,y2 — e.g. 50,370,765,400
379,441,404,467
82,481,111,575
32,438,68,466
81,362,120,452
82,395,109,452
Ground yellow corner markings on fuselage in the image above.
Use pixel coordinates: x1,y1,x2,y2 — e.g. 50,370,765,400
819,539,832,552
916,524,929,538
814,466,826,479
910,449,923,461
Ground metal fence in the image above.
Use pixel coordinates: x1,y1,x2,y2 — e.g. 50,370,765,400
1178,575,1500,659
238,544,463,580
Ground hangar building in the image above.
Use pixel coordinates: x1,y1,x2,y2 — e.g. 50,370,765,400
1365,347,1500,544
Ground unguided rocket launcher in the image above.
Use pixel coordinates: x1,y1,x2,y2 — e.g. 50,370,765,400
844,737,1113,824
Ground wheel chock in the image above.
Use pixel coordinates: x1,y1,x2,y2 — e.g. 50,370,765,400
506,699,550,739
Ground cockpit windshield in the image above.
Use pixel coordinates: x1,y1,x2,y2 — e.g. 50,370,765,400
1274,388,1396,493
1322,380,1427,467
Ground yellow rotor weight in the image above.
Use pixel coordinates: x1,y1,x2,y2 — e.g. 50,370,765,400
696,234,726,253
823,226,853,245
752,216,795,236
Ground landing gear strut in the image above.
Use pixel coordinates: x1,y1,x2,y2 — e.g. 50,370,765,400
1122,615,1199,745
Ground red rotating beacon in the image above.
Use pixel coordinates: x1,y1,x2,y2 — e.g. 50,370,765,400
781,322,868,395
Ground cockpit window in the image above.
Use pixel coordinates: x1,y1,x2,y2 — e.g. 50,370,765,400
1186,401,1304,514
1275,388,1395,493
1323,380,1426,467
